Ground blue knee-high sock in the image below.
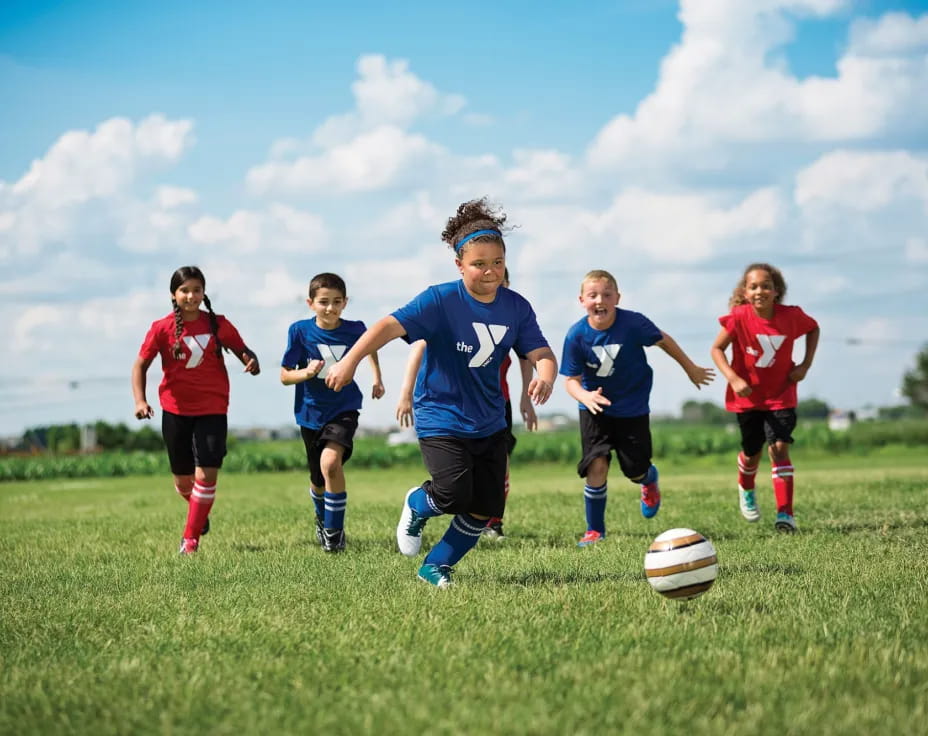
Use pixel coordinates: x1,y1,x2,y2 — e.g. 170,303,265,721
323,491,347,530
424,514,485,567
310,489,325,519
584,483,608,534
408,486,442,518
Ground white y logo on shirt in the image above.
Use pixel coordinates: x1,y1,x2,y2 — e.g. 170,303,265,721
183,334,213,369
590,344,621,377
315,344,347,378
469,323,509,368
752,334,785,368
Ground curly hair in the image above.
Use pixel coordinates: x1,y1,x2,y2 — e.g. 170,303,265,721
169,265,225,359
729,262,787,309
440,197,508,255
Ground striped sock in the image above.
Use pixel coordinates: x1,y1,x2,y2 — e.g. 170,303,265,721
738,453,758,490
183,481,215,541
309,489,325,520
584,483,608,534
323,491,347,530
771,460,794,515
424,514,486,567
408,486,442,518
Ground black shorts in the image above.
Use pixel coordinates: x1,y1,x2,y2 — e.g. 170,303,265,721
161,411,228,475
577,410,652,480
503,399,517,456
300,411,359,488
737,409,797,456
418,429,509,517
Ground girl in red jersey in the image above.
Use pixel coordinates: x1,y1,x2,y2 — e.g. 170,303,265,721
710,263,819,533
131,266,260,554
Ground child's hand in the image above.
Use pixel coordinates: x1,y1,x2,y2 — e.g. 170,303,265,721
325,361,355,392
241,351,261,375
305,359,325,380
396,397,413,427
527,378,553,405
134,401,154,420
371,381,385,400
580,387,612,414
789,364,809,383
687,364,716,389
730,375,752,397
520,394,538,431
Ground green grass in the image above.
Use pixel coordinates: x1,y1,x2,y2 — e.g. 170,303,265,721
1,454,927,735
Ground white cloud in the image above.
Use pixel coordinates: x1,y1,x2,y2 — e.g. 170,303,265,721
587,2,928,170
905,236,928,263
155,186,198,209
248,126,446,194
794,150,928,210
188,203,328,253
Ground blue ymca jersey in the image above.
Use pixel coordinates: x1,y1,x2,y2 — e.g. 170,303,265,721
392,280,549,439
281,317,366,430
560,308,663,417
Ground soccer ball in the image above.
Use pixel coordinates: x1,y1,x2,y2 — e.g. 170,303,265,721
644,528,718,600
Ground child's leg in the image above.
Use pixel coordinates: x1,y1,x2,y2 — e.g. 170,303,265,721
583,456,610,536
173,475,194,502
485,455,510,531
617,415,658,519
300,427,326,522
735,412,766,522
769,442,794,515
183,466,217,544
320,442,347,531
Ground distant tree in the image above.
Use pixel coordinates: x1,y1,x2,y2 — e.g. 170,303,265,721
901,345,928,411
797,397,830,419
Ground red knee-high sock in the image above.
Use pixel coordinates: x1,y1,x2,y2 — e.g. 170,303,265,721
183,481,215,541
771,458,794,515
487,471,510,527
737,453,758,490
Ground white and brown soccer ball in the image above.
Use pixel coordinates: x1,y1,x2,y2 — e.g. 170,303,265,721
644,528,718,600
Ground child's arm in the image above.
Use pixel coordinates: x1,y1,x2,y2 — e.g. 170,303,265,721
131,356,155,420
789,326,820,383
367,351,385,400
564,375,611,414
280,359,325,385
518,356,538,431
326,316,407,392
236,346,261,375
710,327,751,397
396,341,426,427
656,331,715,388
524,346,558,405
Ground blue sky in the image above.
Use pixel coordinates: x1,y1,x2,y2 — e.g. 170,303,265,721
1,0,926,435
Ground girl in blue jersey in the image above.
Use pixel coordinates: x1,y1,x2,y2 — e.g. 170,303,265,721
561,269,714,547
281,272,385,552
325,198,558,587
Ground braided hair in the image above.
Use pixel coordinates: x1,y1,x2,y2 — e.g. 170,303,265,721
169,266,225,359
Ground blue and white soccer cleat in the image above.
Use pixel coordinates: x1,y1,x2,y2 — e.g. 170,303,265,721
739,485,761,522
397,487,430,557
417,563,453,588
775,512,798,533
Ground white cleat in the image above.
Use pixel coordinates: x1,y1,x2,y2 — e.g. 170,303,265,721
397,487,429,557
739,485,761,522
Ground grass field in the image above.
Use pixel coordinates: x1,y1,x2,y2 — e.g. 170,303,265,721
1,453,927,735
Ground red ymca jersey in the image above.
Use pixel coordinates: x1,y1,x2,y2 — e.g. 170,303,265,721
138,312,247,416
499,354,512,401
718,303,818,412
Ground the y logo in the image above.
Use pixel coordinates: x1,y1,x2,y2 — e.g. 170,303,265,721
469,323,508,368
315,344,347,378
753,334,785,368
182,334,213,368
590,344,621,377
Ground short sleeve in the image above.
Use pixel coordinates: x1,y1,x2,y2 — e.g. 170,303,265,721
281,322,306,367
512,301,548,358
718,312,735,332
791,307,818,337
218,317,247,354
392,287,442,343
559,326,585,378
635,312,663,346
138,321,163,361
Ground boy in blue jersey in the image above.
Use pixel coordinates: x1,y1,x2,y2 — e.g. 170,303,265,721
280,272,385,552
325,198,558,588
561,269,714,547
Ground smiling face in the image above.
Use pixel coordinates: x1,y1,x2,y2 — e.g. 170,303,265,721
742,268,778,318
308,287,347,329
456,241,506,303
173,278,205,320
579,277,620,330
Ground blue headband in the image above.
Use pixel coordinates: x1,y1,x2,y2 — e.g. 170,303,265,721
455,229,502,255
